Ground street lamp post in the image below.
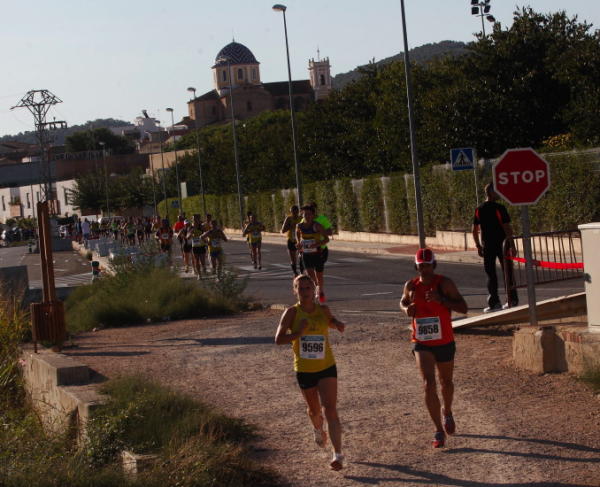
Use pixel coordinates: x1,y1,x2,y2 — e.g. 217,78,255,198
143,130,159,216
187,86,207,215
272,3,302,206
98,141,110,218
217,56,244,230
166,107,183,215
399,0,426,248
470,0,496,37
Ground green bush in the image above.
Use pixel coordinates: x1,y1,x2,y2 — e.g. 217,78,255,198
302,182,317,207
335,179,361,232
422,166,451,236
315,180,338,232
65,265,243,333
385,172,410,234
258,192,275,232
360,176,385,232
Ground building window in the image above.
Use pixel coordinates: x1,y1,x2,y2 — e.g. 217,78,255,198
246,101,252,112
26,193,31,209
1,195,5,211
222,69,227,81
252,68,257,80
36,191,40,202
64,188,69,206
320,74,326,86
237,68,244,80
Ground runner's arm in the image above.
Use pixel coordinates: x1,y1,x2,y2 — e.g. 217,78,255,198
315,223,330,247
275,307,303,344
435,278,468,314
281,217,290,234
472,224,484,257
242,224,249,236
322,305,345,333
400,280,416,317
219,230,228,242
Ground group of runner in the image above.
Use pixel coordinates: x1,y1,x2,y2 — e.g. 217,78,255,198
275,247,468,471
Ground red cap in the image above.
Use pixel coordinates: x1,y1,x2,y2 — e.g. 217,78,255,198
415,248,435,264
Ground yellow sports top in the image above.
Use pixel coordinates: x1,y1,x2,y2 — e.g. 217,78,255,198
291,303,335,373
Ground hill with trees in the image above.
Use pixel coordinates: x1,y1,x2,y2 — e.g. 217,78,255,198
0,118,131,146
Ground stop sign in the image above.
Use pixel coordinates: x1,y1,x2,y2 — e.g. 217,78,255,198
492,148,551,205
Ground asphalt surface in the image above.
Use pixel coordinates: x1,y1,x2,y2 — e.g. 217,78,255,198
1,238,585,322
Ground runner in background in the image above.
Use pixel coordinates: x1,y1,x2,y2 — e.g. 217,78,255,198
181,219,193,273
275,274,346,471
173,215,186,260
202,220,228,277
281,205,303,277
136,217,145,245
156,219,173,260
244,211,254,264
243,213,265,270
400,248,468,449
189,214,208,279
296,205,329,301
310,202,333,303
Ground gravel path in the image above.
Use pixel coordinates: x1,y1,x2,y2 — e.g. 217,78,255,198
64,309,600,486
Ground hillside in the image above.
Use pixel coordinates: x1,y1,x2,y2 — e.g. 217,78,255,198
332,40,468,89
0,118,131,146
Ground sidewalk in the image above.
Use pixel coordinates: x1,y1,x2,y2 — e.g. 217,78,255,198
224,230,482,264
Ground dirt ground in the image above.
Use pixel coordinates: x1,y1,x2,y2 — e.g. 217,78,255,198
63,309,600,487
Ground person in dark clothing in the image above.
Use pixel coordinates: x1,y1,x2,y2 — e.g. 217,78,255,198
472,183,518,312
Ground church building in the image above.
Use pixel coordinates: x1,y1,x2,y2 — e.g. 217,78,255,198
187,41,332,128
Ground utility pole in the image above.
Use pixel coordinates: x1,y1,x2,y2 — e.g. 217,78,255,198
11,90,67,204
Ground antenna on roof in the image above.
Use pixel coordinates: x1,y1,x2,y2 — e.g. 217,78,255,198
317,46,320,61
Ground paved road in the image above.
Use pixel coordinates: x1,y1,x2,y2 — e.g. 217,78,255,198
2,239,584,319
202,239,585,321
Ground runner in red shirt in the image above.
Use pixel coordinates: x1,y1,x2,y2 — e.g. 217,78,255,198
400,248,468,448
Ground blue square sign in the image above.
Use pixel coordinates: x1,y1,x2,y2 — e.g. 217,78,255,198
450,148,476,171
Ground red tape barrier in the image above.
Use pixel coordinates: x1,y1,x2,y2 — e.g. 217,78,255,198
507,256,584,270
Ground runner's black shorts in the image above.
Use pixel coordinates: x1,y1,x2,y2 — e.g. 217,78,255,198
321,247,329,264
296,364,337,389
302,252,324,272
287,240,297,251
412,341,456,363
160,243,171,252
183,244,192,253
192,246,206,256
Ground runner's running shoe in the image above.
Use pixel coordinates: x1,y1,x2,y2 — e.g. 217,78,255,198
432,431,446,448
330,453,344,471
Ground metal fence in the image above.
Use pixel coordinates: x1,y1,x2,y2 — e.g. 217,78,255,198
506,229,584,290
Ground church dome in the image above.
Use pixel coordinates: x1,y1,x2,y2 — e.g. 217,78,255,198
213,42,259,67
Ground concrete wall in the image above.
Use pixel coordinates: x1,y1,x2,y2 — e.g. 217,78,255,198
21,347,106,442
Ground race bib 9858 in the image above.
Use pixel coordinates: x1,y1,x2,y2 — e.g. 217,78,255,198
415,317,442,341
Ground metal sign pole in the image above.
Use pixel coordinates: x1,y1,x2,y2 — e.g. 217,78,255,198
521,205,538,326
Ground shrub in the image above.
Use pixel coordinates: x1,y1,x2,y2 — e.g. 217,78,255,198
385,172,410,234
65,265,244,333
258,192,275,232
335,179,361,232
315,180,338,232
360,176,385,232
272,190,285,231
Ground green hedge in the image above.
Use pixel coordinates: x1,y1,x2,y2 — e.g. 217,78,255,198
158,153,599,236
335,179,361,232
360,176,385,232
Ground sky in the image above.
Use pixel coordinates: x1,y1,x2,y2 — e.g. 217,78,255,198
1,0,599,138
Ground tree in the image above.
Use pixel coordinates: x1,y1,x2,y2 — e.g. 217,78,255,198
65,127,135,155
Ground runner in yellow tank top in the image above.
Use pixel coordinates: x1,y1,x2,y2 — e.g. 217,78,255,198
280,205,303,276
275,275,346,471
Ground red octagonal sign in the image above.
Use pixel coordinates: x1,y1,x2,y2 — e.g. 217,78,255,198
492,148,551,205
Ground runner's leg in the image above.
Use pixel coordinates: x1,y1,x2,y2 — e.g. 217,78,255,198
318,377,341,454
436,360,454,417
415,350,444,433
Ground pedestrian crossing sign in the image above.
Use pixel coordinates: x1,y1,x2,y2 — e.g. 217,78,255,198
450,148,476,171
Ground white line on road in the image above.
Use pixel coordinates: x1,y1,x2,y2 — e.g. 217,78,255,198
361,291,393,296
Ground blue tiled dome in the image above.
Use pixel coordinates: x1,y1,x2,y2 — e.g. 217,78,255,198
213,42,259,67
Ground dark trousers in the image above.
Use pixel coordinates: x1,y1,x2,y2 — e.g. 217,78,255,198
483,245,518,307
